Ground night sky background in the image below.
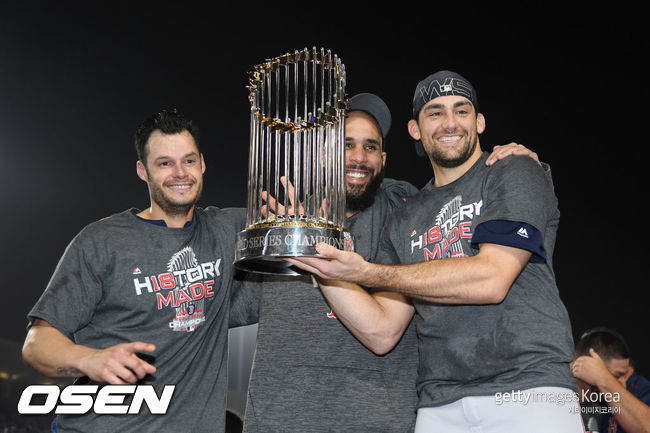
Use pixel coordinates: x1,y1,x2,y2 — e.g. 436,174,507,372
2,2,648,390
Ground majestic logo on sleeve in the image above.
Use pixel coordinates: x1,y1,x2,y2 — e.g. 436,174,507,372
410,196,482,261
131,247,221,332
517,227,529,238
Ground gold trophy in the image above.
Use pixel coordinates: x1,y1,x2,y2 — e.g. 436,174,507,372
234,47,353,275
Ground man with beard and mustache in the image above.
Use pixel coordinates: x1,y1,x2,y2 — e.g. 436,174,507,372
287,71,584,433
22,109,253,433
238,93,541,433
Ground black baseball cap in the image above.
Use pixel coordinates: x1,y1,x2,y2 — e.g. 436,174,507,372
412,70,480,119
347,93,392,141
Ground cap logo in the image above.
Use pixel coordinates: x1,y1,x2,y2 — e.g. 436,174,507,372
417,77,474,107
412,71,479,123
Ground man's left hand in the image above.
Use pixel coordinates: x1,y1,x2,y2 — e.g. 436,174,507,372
486,142,540,166
572,348,612,387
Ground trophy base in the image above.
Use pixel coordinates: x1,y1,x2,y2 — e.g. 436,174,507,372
234,225,354,276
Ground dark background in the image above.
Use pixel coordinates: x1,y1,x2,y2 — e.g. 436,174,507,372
1,1,647,413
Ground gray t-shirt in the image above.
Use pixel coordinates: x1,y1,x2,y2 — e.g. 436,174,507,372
28,207,246,433
240,178,421,433
376,153,576,408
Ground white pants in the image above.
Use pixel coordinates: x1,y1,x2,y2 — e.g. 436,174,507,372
414,387,585,433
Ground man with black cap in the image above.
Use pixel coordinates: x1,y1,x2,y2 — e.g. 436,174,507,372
287,72,584,432
237,91,540,432
573,327,650,433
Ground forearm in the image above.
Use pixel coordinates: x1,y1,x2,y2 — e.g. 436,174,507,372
356,245,528,304
22,322,96,378
317,278,414,354
596,376,650,433
290,243,529,305
356,259,490,303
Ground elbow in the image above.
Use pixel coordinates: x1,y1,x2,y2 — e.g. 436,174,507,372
21,336,37,369
479,279,511,304
21,341,54,378
472,245,527,304
369,341,395,356
486,287,509,304
21,322,52,374
367,329,403,355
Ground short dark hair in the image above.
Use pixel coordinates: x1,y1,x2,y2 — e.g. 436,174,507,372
575,330,630,361
134,109,200,164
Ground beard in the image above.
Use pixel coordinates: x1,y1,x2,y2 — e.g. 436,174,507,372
346,166,385,213
427,134,478,168
147,174,203,217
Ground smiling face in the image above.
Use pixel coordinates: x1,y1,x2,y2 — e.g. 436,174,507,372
136,129,205,219
344,111,386,214
409,95,485,170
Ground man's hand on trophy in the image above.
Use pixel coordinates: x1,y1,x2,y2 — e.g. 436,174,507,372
285,242,367,282
261,176,330,220
261,176,305,219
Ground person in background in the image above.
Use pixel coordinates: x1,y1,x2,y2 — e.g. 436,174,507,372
573,327,650,433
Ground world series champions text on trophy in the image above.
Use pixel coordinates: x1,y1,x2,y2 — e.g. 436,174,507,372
234,47,353,275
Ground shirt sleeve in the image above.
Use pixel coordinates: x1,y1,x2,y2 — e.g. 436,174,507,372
375,214,402,266
379,178,420,209
476,155,558,240
229,270,262,327
27,228,105,340
629,373,650,404
471,220,546,262
212,207,263,328
540,161,553,182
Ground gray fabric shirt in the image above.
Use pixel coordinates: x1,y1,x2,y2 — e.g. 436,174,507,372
28,207,247,433
376,153,576,408
240,178,421,433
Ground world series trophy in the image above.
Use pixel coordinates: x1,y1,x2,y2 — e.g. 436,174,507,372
234,47,353,275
